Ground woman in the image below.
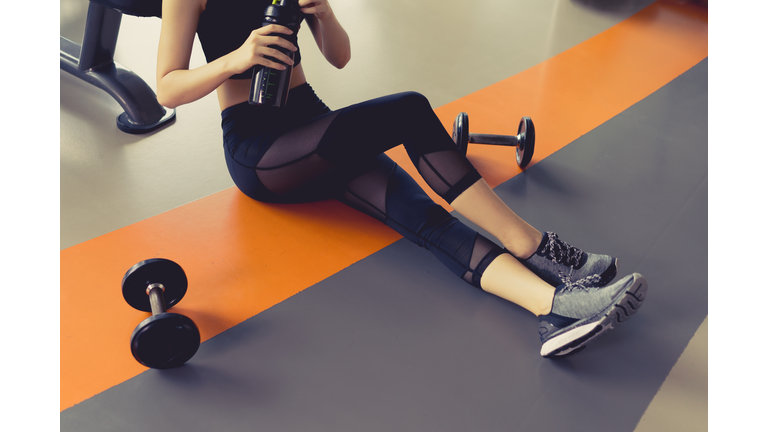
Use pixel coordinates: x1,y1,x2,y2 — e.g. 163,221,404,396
156,0,647,358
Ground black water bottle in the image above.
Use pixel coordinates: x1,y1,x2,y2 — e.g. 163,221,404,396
249,0,303,107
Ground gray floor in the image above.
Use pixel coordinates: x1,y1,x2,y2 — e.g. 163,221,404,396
60,57,708,432
58,1,707,430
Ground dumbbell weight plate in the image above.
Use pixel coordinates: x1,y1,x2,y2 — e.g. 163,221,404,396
516,117,535,168
130,312,201,369
452,112,469,156
122,258,188,313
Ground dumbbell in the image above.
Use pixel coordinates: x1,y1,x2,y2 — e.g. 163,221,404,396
451,112,536,168
122,258,200,369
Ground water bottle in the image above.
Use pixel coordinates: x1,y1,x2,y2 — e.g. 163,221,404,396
249,0,303,107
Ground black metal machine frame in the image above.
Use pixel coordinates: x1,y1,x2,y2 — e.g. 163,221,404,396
60,0,175,134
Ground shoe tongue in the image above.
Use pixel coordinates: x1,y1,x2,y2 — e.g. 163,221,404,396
545,232,583,266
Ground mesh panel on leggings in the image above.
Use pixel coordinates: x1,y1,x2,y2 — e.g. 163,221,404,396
461,234,501,286
339,156,504,289
417,150,481,203
312,92,482,204
342,166,390,223
255,112,340,195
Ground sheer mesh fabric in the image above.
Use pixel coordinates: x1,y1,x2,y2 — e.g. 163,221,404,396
254,111,340,196
253,94,480,203
342,165,390,223
315,92,482,204
462,235,503,287
416,150,480,202
340,155,506,289
223,90,503,287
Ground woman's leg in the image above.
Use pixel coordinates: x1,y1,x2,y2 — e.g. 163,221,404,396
338,154,556,316
225,93,644,357
450,179,542,258
236,90,614,289
314,91,617,288
336,152,647,360
225,99,557,314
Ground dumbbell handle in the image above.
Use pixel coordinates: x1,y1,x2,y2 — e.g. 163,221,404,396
468,133,519,146
147,283,168,316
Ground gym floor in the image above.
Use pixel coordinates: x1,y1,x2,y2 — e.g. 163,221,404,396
54,0,717,430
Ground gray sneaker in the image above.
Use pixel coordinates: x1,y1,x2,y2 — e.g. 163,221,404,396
539,273,647,358
521,232,618,287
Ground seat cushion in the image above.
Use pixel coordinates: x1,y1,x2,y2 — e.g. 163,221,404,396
91,0,163,18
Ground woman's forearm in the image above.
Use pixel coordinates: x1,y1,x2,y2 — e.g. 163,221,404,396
157,20,297,109
308,5,351,69
156,55,237,109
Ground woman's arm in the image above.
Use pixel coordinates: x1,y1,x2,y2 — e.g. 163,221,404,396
300,0,351,69
156,0,298,108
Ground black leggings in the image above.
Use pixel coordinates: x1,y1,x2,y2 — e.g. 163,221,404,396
222,83,506,287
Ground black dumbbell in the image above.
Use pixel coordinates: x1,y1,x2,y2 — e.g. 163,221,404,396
122,258,200,369
451,112,536,168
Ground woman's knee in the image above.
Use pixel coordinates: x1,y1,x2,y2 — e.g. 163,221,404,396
394,91,429,105
390,91,432,117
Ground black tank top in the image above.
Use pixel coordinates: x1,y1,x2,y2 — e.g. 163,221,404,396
197,0,304,79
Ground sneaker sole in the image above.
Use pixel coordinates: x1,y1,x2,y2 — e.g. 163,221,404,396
540,273,647,358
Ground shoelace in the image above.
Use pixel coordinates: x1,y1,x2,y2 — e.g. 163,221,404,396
543,231,583,267
561,274,602,293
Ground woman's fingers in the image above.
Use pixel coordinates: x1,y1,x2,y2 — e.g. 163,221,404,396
298,0,329,18
256,24,294,37
245,26,297,68
260,36,296,66
265,35,298,52
254,26,297,50
263,46,294,67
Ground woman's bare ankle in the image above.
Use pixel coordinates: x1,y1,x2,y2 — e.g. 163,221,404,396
502,229,543,259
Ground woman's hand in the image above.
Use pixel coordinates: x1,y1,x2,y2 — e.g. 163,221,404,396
229,24,298,74
298,0,331,20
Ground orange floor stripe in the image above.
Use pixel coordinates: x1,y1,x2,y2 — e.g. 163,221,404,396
392,0,708,206
61,1,707,412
